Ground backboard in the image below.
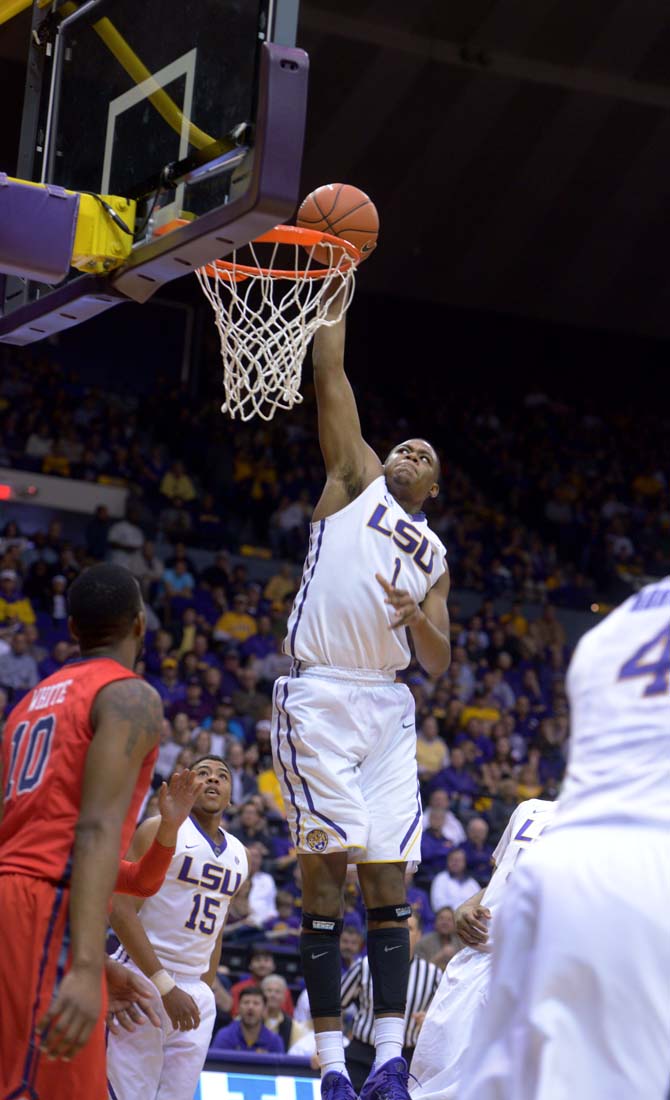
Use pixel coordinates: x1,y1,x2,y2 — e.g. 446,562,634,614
0,0,307,342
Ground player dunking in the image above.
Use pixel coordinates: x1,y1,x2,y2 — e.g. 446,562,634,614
272,294,451,1100
460,577,670,1100
107,755,248,1100
0,563,164,1100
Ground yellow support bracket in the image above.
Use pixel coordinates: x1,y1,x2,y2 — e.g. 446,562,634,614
71,192,136,274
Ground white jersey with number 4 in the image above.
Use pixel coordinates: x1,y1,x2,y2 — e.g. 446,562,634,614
284,475,447,672
558,577,670,831
136,815,248,978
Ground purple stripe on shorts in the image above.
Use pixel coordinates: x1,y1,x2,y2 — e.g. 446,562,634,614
21,884,66,1092
274,681,301,842
399,781,423,854
28,906,70,1091
288,519,325,656
283,683,347,842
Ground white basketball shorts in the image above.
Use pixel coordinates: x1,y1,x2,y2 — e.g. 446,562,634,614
410,947,491,1100
271,665,422,864
459,823,670,1100
106,959,216,1100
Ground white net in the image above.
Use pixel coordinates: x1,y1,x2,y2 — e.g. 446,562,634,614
195,232,358,421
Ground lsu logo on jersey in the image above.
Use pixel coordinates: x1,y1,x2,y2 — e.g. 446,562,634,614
367,504,434,574
177,856,242,897
513,814,550,844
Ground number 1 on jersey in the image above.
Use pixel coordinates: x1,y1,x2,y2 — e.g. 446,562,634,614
618,622,670,696
391,557,401,588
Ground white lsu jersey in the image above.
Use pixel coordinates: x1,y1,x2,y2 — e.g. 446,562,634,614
135,816,248,978
558,577,670,831
284,475,447,672
479,799,557,950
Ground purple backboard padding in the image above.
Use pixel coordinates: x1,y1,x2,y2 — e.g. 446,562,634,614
0,276,125,346
0,175,79,284
112,42,309,303
0,41,308,343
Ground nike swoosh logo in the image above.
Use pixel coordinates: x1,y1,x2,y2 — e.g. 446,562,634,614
311,952,328,960
384,945,403,953
185,843,199,849
402,721,414,729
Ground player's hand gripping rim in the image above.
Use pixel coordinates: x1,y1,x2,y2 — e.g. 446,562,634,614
376,572,422,630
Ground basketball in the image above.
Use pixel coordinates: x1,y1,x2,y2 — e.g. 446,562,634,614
297,183,379,264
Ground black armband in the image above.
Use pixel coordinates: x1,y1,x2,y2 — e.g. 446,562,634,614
366,903,412,923
302,911,344,935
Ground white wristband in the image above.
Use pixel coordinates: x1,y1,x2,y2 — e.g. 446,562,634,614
150,969,176,997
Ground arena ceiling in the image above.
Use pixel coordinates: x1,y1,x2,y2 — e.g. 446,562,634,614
4,0,670,339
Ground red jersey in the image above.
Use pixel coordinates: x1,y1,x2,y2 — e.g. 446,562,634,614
0,657,157,882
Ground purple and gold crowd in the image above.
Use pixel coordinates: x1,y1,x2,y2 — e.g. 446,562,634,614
2,356,668,608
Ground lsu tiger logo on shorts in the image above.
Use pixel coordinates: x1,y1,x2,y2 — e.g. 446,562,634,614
306,828,328,852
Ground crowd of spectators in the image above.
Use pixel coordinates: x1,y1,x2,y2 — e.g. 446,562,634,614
440,394,670,609
2,355,668,610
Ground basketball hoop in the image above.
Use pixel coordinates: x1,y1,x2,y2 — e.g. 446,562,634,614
195,225,360,421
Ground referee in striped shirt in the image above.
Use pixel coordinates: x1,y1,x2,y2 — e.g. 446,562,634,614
341,914,442,1091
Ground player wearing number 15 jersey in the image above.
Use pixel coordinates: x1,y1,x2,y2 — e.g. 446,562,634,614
460,578,670,1100
0,564,162,1100
272,292,451,1100
107,756,248,1100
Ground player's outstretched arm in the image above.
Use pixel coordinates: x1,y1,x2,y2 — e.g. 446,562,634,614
110,820,201,1032
312,293,382,517
37,679,162,1061
115,769,205,897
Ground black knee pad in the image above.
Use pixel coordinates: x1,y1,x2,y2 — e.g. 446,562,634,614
366,925,410,1015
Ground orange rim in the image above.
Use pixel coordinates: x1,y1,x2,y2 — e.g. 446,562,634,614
153,220,361,281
